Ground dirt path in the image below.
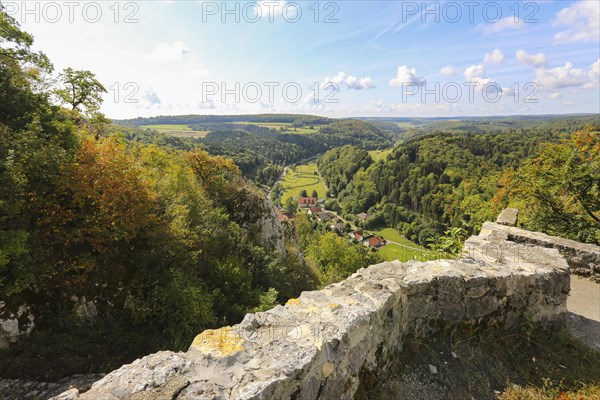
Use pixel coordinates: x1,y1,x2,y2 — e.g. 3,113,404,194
566,275,600,352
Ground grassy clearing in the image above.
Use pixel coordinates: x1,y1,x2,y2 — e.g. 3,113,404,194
358,322,600,400
395,121,419,129
141,124,209,138
369,148,393,161
280,164,327,204
377,243,439,262
234,122,320,134
368,227,438,262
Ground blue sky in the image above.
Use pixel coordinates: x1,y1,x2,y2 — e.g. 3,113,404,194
11,0,600,118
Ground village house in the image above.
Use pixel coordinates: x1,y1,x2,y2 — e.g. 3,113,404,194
364,236,385,248
296,197,318,208
317,212,333,223
307,206,322,215
349,230,364,242
356,212,370,221
329,222,345,233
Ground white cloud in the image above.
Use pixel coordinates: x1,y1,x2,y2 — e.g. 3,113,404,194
553,1,600,43
534,62,589,89
548,92,561,99
440,65,457,76
589,59,600,83
142,90,162,105
390,66,426,87
483,48,504,64
149,41,190,62
478,17,525,34
562,100,575,106
322,71,375,90
302,92,325,112
516,50,548,68
464,64,486,81
463,65,502,94
197,100,216,109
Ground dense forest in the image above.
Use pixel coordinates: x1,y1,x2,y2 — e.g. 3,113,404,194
0,11,384,379
320,116,600,246
117,115,394,185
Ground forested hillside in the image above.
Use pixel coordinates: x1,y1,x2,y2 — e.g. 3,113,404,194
320,117,600,246
0,12,321,378
116,115,394,185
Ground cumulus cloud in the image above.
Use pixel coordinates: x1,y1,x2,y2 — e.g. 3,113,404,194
516,50,548,68
483,48,504,64
150,41,190,62
534,62,589,89
322,71,375,90
464,65,487,81
478,17,525,34
548,92,561,99
389,66,426,87
302,92,325,112
463,65,504,95
440,65,457,76
553,1,600,43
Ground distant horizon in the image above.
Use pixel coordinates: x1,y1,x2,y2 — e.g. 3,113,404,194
112,111,600,123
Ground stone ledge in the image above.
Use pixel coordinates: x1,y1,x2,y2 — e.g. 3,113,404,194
480,221,600,282
57,224,571,400
496,208,519,226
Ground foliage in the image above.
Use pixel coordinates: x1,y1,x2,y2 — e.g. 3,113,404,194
54,67,107,114
318,119,599,245
0,12,322,377
495,126,599,244
305,231,382,287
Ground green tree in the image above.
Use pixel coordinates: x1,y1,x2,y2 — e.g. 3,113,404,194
285,197,298,215
55,67,107,113
311,189,318,198
300,189,308,197
306,232,382,287
495,127,600,244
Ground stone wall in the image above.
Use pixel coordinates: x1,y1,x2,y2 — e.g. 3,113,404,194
480,221,600,282
53,221,571,400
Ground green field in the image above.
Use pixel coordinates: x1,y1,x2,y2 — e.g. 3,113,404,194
368,227,439,262
141,124,209,138
369,148,393,161
234,122,320,134
280,163,327,204
395,121,419,129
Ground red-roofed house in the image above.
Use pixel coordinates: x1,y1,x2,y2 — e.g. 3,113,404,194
349,230,364,241
307,206,322,215
364,236,385,248
297,197,318,208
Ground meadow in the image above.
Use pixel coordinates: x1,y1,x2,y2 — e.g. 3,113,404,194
234,122,320,134
140,124,209,138
280,163,327,204
368,148,393,161
368,227,440,262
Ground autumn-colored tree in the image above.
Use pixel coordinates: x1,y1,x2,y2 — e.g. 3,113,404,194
35,137,157,298
185,149,239,190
